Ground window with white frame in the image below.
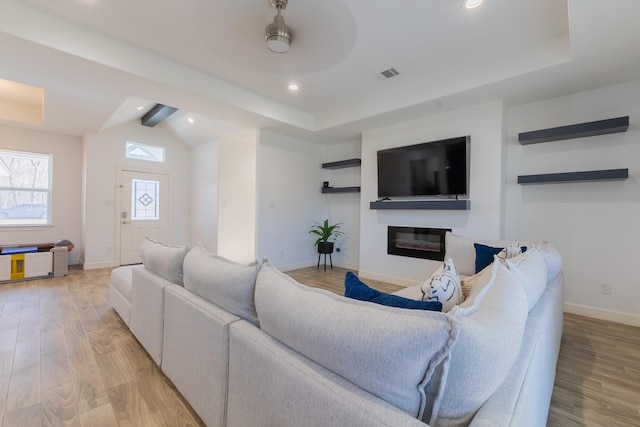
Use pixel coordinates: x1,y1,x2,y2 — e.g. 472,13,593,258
0,149,51,226
125,141,165,163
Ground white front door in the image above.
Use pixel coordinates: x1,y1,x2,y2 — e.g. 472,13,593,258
119,170,170,265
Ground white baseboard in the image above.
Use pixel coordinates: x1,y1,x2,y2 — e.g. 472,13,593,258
333,262,359,272
357,269,419,288
277,260,316,272
83,260,119,270
564,302,640,328
278,260,360,273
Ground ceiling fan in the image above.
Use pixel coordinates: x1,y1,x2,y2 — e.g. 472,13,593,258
265,0,292,54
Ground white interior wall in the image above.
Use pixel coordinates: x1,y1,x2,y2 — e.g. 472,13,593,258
217,129,257,264
0,124,82,264
83,121,189,269
256,130,326,270
359,101,505,286
324,139,362,270
189,140,219,251
505,79,640,326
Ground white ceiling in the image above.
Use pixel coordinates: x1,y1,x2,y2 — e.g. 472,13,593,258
0,0,639,146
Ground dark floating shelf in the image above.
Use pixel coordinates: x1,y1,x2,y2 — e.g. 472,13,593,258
321,158,361,169
369,199,470,210
517,168,629,184
322,186,361,194
518,116,629,145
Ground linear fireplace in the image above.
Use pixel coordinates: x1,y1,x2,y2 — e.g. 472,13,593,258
387,226,450,261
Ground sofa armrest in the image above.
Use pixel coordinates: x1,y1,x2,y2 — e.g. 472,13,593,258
130,267,175,365
228,321,428,427
109,265,143,327
162,285,240,427
469,273,564,427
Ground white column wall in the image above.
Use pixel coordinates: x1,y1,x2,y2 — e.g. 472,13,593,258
189,141,219,251
217,130,257,264
256,130,326,270
324,140,362,270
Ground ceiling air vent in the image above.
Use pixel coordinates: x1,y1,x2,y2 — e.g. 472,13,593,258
380,68,399,79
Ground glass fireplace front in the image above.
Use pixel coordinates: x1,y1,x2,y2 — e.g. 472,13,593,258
387,226,450,261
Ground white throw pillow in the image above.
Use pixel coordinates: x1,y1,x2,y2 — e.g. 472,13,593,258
505,247,548,311
421,258,463,312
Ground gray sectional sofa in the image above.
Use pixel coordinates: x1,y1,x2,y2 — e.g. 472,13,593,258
109,234,564,427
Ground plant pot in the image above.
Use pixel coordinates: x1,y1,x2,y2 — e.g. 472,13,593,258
317,242,334,254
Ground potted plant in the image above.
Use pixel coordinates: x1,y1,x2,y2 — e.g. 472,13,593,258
309,219,344,255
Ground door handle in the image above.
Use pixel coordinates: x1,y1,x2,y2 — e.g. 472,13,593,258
122,221,130,224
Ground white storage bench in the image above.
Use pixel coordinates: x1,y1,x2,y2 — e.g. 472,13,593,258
0,243,70,282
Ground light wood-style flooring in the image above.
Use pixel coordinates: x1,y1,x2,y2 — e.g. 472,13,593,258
0,266,204,427
288,266,640,427
1,264,638,426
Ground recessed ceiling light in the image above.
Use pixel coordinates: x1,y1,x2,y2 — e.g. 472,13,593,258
465,0,483,8
288,84,299,91
136,106,144,111
187,117,195,124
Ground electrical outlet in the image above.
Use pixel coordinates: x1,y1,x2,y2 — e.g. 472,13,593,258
600,283,611,295
106,246,113,254
279,250,284,258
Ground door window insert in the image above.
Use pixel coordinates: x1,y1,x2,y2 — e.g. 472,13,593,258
131,179,160,220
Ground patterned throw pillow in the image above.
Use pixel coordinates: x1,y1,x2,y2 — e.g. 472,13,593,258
504,241,524,259
421,258,463,312
460,264,492,300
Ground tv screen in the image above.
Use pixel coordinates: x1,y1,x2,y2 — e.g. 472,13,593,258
377,136,469,198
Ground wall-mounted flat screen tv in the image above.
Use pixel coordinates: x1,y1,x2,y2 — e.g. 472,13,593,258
377,136,470,198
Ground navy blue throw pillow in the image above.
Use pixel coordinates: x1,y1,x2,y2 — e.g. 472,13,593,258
473,243,503,273
344,272,442,312
474,243,527,273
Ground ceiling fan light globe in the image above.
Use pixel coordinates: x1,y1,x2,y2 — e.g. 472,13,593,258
465,0,483,9
267,37,290,53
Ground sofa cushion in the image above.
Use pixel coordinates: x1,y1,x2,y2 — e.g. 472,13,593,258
110,265,141,301
255,262,458,419
535,241,563,281
139,237,189,285
505,247,548,311
344,272,442,311
421,258,463,312
429,261,528,427
183,244,261,326
445,232,514,276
